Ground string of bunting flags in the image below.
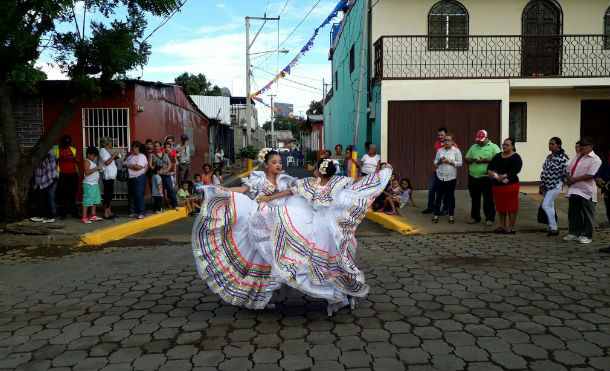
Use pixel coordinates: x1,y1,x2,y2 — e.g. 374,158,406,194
248,0,349,100
253,96,303,120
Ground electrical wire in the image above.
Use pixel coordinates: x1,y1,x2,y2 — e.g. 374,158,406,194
255,0,321,69
252,66,322,91
141,0,189,44
278,0,290,17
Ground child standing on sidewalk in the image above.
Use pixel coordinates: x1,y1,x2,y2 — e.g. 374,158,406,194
82,146,104,223
151,165,164,213
213,168,223,185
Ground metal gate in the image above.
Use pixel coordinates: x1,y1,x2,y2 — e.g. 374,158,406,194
82,108,131,199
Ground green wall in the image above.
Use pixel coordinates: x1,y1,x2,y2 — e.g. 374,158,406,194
323,0,373,157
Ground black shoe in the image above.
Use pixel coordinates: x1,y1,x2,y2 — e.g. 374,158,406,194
502,229,516,235
422,209,433,214
547,230,559,237
599,246,610,253
493,227,505,234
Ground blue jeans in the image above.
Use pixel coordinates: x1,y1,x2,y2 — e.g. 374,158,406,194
427,172,448,212
161,174,178,208
48,180,58,217
128,174,147,216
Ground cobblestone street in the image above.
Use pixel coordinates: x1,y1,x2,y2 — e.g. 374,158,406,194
1,227,609,371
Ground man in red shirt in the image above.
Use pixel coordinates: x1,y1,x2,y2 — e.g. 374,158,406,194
54,135,79,219
423,127,458,214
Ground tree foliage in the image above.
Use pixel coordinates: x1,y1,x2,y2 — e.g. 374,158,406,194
174,72,221,96
306,100,323,115
0,0,181,220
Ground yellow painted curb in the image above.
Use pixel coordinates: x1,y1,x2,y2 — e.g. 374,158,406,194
366,210,416,235
235,165,260,179
79,207,189,246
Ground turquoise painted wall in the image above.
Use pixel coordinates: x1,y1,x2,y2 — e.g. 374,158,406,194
323,0,372,157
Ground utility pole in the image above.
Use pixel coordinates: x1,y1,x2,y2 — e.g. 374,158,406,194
269,94,276,148
245,15,280,148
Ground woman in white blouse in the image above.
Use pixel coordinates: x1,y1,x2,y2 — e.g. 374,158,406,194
432,133,462,224
359,144,381,177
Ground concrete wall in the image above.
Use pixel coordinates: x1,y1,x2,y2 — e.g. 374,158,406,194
3,97,44,151
378,79,511,159
372,0,610,39
509,88,610,181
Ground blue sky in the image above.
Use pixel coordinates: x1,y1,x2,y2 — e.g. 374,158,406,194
39,0,341,124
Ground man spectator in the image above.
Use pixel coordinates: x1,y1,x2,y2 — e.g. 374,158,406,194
31,148,57,223
176,134,191,183
563,136,602,244
423,127,457,214
54,135,79,219
595,150,609,253
165,135,177,151
464,130,500,226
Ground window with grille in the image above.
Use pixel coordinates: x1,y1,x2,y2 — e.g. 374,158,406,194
509,103,527,142
604,8,610,49
428,0,469,50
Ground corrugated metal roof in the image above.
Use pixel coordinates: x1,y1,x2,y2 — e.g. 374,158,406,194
190,95,231,125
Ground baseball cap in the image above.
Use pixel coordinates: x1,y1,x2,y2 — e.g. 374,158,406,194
576,136,594,146
476,130,488,141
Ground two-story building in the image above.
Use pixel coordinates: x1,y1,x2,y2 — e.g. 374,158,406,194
325,0,610,189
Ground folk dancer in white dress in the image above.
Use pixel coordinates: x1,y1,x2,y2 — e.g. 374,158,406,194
192,152,392,315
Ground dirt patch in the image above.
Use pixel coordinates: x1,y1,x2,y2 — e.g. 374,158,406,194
432,255,526,267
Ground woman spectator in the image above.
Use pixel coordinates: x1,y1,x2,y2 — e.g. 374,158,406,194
149,141,179,211
98,137,120,219
432,133,462,224
360,144,381,177
331,144,345,175
201,164,214,185
125,142,148,218
164,141,177,189
539,137,568,236
488,138,523,234
343,146,358,178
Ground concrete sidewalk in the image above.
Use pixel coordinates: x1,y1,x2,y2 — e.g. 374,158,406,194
395,188,609,234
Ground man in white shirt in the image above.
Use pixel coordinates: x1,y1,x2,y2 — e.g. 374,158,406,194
176,134,191,183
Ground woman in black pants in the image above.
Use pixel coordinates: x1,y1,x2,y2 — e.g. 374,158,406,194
99,137,120,219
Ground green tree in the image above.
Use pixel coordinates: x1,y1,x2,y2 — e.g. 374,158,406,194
306,100,323,115
0,0,181,220
263,116,300,137
174,72,221,96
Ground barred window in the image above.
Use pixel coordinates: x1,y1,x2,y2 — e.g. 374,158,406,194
428,1,469,50
509,103,527,142
604,8,610,49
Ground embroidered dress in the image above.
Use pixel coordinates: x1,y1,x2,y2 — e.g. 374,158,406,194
248,168,392,313
191,171,295,309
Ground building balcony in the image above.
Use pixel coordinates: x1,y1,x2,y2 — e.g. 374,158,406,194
373,35,610,81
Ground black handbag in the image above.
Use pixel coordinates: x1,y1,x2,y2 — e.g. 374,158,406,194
537,203,558,224
116,169,129,182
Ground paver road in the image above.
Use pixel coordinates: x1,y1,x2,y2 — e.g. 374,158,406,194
1,227,609,371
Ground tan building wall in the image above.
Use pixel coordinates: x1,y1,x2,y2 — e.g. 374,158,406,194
372,0,610,39
509,88,610,181
378,79,511,160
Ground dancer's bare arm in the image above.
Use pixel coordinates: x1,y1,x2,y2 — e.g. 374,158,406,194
221,185,250,193
258,189,293,203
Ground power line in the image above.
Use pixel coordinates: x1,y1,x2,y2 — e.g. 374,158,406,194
278,0,290,17
255,0,321,69
252,66,322,91
142,0,189,44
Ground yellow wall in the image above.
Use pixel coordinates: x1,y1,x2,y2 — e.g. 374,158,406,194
509,88,610,181
379,79,511,160
372,0,610,40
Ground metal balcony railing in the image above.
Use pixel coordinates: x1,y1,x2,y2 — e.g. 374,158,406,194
373,35,610,81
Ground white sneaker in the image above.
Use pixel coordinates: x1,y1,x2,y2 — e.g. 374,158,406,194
30,217,43,222
563,234,579,241
578,236,592,244
42,218,54,223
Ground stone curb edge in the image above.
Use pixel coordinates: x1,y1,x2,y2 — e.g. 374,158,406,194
78,208,188,246
366,210,417,235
